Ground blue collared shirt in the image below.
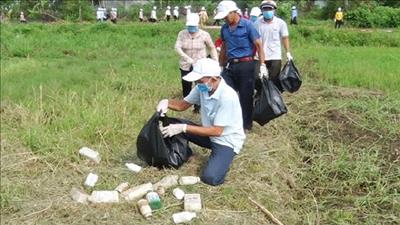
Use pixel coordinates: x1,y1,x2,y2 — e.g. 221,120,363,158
221,18,260,59
184,79,246,154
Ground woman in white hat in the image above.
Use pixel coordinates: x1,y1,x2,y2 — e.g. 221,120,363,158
175,13,218,113
199,6,209,28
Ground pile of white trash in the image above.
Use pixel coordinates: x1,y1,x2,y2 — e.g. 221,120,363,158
71,147,202,224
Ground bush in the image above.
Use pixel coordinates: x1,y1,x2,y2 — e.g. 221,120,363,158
346,5,400,28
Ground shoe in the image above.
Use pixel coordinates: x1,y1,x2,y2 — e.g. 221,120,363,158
244,128,252,134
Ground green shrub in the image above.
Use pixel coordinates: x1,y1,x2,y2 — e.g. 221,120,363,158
346,5,400,28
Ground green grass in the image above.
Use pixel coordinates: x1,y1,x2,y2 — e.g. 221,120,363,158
1,21,399,224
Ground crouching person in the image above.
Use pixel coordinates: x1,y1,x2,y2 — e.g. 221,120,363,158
156,58,245,186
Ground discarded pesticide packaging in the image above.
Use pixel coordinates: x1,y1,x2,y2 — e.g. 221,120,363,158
70,187,89,204
79,147,101,163
146,191,162,210
115,182,129,193
125,163,142,173
172,211,196,224
88,190,119,203
179,176,200,185
122,182,153,201
153,175,179,189
84,172,98,187
172,188,185,200
137,199,152,218
184,194,202,212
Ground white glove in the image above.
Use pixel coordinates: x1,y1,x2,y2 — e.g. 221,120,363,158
259,64,268,79
286,52,293,61
186,57,194,65
156,99,168,116
161,124,187,138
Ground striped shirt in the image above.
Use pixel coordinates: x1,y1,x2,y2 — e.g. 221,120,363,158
175,29,218,71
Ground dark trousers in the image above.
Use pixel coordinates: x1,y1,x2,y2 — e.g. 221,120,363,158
291,17,297,25
180,68,199,110
335,20,343,29
222,60,255,130
255,60,283,95
183,132,236,186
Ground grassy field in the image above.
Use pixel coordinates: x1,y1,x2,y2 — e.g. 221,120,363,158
1,21,399,225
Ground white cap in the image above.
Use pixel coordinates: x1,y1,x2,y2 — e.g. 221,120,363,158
214,0,239,20
260,0,277,9
292,6,296,10
140,8,143,11
338,7,342,11
183,58,221,82
186,13,200,26
201,7,206,11
250,7,261,17
167,6,171,9
153,6,157,10
175,6,178,9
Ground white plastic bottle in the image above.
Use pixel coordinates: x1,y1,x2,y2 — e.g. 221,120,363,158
179,176,200,185
70,187,89,204
184,193,202,212
84,172,98,187
121,182,153,201
88,190,119,203
172,211,196,224
137,199,152,218
125,163,142,173
172,188,185,200
79,147,101,163
153,175,179,189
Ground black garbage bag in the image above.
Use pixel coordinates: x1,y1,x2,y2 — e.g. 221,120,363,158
253,78,287,126
279,60,302,93
136,112,193,169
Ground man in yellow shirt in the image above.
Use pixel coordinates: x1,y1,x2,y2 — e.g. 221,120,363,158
334,7,344,29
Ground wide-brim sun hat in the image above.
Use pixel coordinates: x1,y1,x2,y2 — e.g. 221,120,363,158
260,0,277,9
186,13,200,26
250,7,261,17
183,58,221,82
214,0,239,20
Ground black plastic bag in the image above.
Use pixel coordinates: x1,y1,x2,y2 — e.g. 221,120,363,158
136,112,193,169
279,60,302,93
253,78,287,126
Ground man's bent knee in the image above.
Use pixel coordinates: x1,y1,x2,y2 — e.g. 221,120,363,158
201,174,225,186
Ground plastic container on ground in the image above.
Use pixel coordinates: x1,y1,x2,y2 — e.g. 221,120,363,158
137,199,152,218
121,182,153,201
146,191,162,210
125,163,142,173
184,193,202,212
172,188,185,200
179,176,200,185
84,172,98,187
153,175,179,190
79,147,101,163
88,190,119,203
172,211,196,224
70,187,89,204
115,182,129,193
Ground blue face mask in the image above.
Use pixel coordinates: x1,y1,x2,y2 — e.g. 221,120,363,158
262,10,274,20
196,80,212,92
187,26,198,33
250,16,258,22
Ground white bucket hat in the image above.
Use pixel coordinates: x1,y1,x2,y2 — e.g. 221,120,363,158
186,13,200,26
183,58,221,82
250,7,261,17
214,0,239,20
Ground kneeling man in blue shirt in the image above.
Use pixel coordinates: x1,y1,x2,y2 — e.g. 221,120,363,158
157,58,246,186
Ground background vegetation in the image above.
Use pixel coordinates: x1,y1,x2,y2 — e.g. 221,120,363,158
1,20,399,224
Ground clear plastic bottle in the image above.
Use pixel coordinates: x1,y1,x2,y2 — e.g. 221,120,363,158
79,147,101,163
125,163,142,173
114,182,129,193
121,182,153,201
172,188,185,200
172,211,196,224
88,190,119,203
179,176,200,185
154,175,179,189
137,199,152,218
184,193,202,212
146,191,162,210
84,172,98,187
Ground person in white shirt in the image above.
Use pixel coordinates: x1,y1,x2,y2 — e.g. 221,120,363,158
110,8,117,24
139,8,144,22
254,0,294,93
173,6,179,20
19,11,27,23
165,6,171,21
96,8,104,22
156,58,245,186
198,7,208,28
150,6,157,22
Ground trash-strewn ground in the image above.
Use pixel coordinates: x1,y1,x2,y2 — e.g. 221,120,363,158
1,22,399,225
